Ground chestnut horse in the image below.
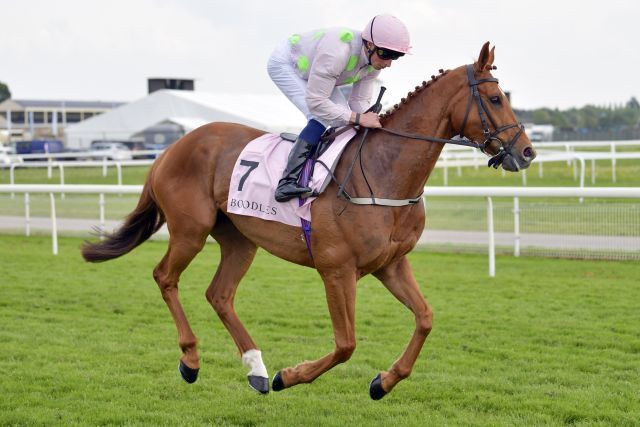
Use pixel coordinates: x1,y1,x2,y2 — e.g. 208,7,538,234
82,42,535,399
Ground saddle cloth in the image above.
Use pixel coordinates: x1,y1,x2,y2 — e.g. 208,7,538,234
227,128,357,226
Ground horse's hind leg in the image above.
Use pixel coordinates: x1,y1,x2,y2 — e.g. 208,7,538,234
205,215,266,393
370,255,433,400
153,213,213,384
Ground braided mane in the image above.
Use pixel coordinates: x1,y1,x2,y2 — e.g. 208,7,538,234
380,68,450,122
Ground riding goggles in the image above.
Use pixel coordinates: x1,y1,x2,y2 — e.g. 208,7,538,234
375,46,405,61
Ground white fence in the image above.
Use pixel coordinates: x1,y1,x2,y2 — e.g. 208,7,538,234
3,139,639,193
1,184,639,277
438,146,640,187
6,159,154,195
5,148,638,192
8,149,163,162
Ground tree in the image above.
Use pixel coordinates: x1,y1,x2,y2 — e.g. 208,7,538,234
532,108,553,124
0,81,10,103
626,96,640,110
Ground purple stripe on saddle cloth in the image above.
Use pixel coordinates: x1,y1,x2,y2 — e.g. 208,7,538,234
298,158,314,260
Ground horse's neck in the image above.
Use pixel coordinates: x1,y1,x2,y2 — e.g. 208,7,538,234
354,70,465,199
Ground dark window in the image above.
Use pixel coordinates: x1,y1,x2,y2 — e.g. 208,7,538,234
83,112,94,119
66,112,81,123
11,112,25,124
33,111,45,123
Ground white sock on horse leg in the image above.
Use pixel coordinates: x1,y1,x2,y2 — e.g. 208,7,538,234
242,349,268,378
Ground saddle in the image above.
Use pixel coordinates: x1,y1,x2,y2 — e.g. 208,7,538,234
280,125,357,158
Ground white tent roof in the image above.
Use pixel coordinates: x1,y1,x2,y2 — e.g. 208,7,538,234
64,90,307,149
162,117,210,132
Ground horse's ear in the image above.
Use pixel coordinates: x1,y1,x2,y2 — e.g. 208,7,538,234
475,41,494,72
486,46,495,70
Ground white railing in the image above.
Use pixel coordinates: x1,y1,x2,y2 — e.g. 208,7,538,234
442,139,640,152
533,140,640,149
7,159,154,196
6,150,636,192
424,187,640,275
0,184,141,255
8,149,164,162
4,140,639,191
436,150,640,189
1,184,639,277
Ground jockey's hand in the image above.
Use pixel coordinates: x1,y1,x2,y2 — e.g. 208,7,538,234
351,111,382,128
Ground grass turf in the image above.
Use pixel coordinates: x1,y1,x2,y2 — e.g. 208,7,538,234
1,235,638,425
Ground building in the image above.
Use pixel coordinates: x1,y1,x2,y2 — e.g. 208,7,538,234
523,123,554,142
64,90,307,150
0,99,124,142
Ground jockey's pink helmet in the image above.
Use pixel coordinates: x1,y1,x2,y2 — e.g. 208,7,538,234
362,14,411,54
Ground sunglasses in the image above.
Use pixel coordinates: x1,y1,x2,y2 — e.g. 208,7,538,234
375,47,405,61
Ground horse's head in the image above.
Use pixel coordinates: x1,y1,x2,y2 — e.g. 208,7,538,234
449,42,536,171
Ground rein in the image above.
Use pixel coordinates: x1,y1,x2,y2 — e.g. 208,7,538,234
334,64,524,206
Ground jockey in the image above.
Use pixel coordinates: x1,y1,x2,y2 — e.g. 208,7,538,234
267,14,411,202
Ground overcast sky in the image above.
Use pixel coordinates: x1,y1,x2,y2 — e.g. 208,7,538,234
1,0,637,110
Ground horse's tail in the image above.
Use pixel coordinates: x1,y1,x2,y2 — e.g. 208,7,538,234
81,181,165,263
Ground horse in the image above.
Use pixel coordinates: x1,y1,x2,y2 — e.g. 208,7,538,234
82,42,536,400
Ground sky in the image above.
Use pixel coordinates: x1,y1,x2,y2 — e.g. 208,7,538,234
1,0,637,111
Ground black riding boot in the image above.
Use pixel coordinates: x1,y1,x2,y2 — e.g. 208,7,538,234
274,136,315,202
274,119,326,202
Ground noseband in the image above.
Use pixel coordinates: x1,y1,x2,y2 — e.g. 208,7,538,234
458,64,525,168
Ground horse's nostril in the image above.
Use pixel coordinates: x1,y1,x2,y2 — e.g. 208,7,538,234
523,146,535,160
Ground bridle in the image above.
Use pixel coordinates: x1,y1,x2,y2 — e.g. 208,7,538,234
320,64,527,206
458,64,525,168
379,64,525,169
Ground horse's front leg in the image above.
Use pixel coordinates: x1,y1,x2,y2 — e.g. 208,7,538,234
272,266,357,391
370,255,433,400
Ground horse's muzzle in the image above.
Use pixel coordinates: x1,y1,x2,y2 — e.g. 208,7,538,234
501,145,536,172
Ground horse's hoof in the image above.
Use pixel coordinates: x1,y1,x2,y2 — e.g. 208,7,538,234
369,374,387,400
179,360,199,384
248,375,269,394
272,371,285,392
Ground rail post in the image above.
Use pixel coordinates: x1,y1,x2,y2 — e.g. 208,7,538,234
513,197,520,257
49,193,58,255
24,193,30,237
487,196,495,277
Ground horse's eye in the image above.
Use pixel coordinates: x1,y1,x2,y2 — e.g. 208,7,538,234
489,95,501,104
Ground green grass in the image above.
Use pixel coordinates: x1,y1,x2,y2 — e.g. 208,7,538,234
1,236,639,426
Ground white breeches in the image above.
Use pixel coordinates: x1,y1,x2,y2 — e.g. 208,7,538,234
267,40,348,128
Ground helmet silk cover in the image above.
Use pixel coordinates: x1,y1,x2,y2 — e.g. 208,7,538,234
362,14,411,54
